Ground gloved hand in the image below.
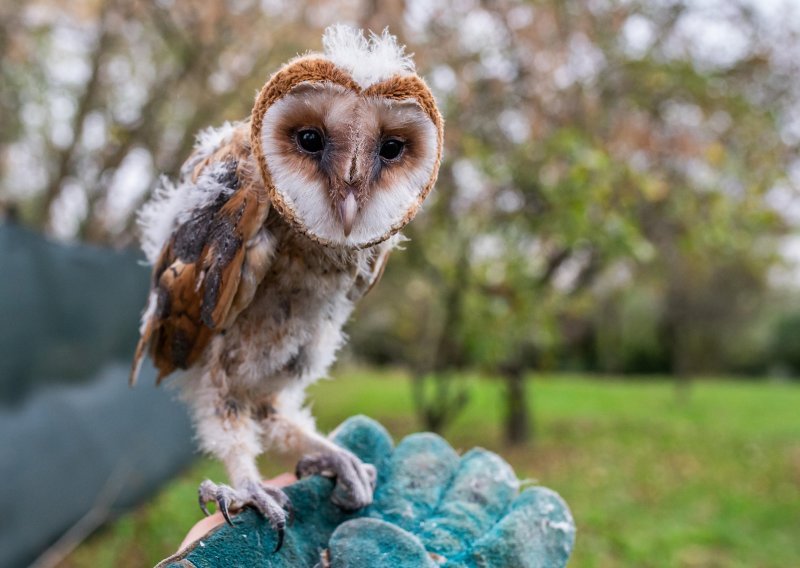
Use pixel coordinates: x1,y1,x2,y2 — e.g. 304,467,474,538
158,416,575,568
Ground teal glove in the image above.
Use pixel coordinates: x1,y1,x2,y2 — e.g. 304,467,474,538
158,416,575,568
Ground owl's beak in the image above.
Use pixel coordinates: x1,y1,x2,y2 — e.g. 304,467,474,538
338,191,358,238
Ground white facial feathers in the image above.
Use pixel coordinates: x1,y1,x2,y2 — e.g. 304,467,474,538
259,85,439,249
322,24,415,89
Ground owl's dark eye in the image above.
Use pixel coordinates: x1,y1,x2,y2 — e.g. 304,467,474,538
296,128,325,154
379,138,405,161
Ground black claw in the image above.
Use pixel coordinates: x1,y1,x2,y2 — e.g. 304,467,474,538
274,523,285,553
199,495,211,517
219,497,234,526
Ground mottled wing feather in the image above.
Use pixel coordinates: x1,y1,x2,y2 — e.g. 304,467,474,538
364,246,392,297
223,228,274,329
131,126,271,385
151,255,212,380
349,244,393,302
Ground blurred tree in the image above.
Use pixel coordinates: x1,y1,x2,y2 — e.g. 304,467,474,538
354,0,797,439
2,0,799,442
0,0,350,241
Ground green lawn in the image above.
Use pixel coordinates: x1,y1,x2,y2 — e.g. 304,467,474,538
62,371,800,567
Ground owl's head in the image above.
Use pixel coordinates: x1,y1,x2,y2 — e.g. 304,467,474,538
251,25,443,249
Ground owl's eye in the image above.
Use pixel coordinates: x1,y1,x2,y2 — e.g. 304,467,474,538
379,138,405,161
296,128,325,154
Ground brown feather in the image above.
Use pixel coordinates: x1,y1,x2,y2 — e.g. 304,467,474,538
130,124,271,386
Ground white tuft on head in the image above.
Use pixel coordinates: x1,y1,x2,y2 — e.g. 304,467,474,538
322,24,415,88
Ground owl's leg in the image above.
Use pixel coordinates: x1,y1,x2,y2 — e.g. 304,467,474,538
185,366,292,550
260,390,377,510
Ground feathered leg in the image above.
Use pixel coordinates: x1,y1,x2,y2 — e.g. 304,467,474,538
185,361,292,550
260,389,377,510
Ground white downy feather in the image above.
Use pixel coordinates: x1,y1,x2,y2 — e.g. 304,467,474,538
322,24,415,89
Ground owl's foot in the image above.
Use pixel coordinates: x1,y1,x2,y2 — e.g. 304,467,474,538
295,448,377,510
198,479,293,552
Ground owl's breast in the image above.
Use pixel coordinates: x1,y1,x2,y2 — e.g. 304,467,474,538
217,228,365,395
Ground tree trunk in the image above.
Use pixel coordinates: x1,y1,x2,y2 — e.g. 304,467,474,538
662,295,693,404
504,366,531,444
411,371,469,434
409,234,471,433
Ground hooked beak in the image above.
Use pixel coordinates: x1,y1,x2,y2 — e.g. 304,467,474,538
338,190,358,238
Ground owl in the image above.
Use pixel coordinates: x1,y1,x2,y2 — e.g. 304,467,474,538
130,25,443,550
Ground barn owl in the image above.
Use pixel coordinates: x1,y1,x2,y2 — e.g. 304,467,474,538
130,25,443,550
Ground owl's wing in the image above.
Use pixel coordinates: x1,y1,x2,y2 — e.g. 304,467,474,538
131,125,272,385
348,241,394,303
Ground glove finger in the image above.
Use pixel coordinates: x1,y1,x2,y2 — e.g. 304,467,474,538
417,448,519,560
369,433,459,531
461,487,576,568
327,518,436,568
330,415,395,484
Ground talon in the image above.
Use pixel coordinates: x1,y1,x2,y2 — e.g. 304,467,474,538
274,521,285,552
199,494,211,517
197,479,292,541
219,496,234,526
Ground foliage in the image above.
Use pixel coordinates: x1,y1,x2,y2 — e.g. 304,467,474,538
3,0,800,436
357,0,797,379
61,370,800,568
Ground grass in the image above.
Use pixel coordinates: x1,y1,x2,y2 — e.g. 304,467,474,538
61,370,800,567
